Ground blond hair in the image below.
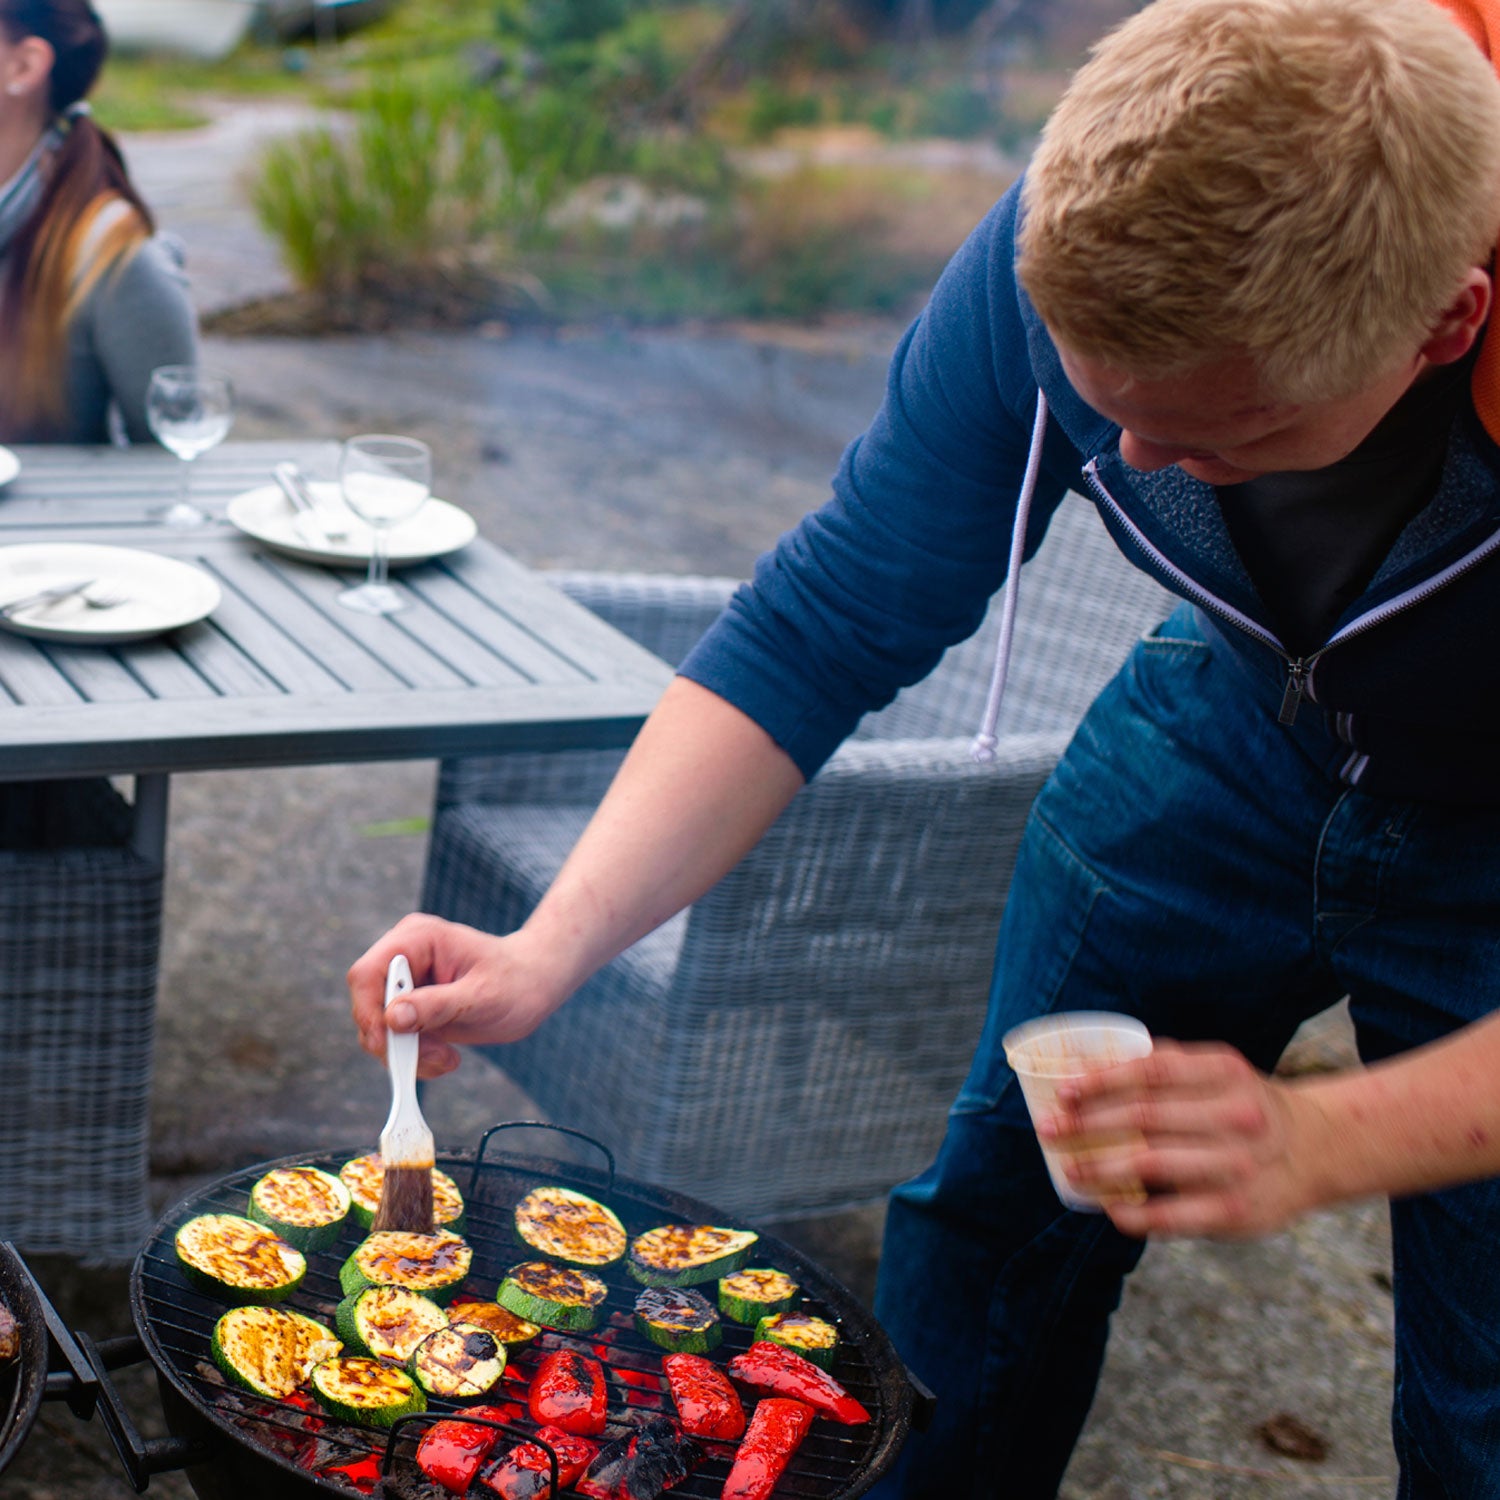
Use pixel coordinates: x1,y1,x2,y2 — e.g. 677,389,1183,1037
1017,0,1500,401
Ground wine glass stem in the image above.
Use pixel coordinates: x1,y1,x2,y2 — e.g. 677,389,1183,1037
179,455,194,510
368,524,390,593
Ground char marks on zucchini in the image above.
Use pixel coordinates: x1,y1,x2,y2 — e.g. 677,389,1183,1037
335,1283,448,1362
309,1355,427,1429
211,1305,342,1400
247,1166,351,1252
628,1225,758,1287
513,1185,627,1267
633,1286,722,1353
497,1260,609,1332
340,1229,472,1302
174,1213,307,1303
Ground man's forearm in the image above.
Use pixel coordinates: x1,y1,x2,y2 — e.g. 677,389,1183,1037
517,675,807,995
1294,1009,1500,1205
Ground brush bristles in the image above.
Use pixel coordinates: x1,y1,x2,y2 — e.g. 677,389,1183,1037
373,1164,435,1234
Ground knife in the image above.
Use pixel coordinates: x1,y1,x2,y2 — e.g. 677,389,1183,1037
273,463,348,545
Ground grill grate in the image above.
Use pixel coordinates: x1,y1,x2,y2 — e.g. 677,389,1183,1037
132,1144,910,1498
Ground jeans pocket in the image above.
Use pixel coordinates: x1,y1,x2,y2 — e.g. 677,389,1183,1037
952,804,1114,1115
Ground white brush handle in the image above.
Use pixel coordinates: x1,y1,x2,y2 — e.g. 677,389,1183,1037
381,954,421,1150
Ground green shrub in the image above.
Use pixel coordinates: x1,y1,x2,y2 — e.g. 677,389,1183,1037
745,79,823,140
252,77,522,297
911,81,996,139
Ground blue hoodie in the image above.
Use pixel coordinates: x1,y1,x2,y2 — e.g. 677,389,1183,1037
679,179,1500,806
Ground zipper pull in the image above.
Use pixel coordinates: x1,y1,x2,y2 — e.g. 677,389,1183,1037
1279,659,1309,725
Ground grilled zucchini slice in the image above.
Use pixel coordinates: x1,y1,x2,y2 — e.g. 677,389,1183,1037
447,1298,541,1349
309,1355,427,1429
718,1268,799,1325
497,1260,609,1332
514,1185,627,1267
335,1284,448,1362
755,1311,840,1370
211,1306,342,1399
627,1225,759,1288
339,1230,472,1304
247,1166,351,1252
410,1322,506,1401
174,1214,307,1304
634,1286,722,1354
339,1154,467,1233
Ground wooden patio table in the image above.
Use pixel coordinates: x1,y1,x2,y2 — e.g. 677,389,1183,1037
0,441,675,852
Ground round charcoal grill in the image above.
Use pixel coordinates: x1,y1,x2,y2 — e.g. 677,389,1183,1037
0,1243,49,1476
125,1127,920,1499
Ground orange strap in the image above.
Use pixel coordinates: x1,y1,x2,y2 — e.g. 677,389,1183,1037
1432,0,1500,442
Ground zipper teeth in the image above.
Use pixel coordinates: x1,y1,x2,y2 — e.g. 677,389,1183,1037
1323,520,1500,648
1082,461,1285,655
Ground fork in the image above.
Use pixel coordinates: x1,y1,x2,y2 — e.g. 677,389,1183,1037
80,582,130,610
0,577,96,619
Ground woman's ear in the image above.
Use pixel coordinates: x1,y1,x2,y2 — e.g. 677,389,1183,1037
1420,266,1493,367
2,34,54,103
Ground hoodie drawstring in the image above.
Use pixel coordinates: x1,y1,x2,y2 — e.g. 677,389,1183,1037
970,390,1049,764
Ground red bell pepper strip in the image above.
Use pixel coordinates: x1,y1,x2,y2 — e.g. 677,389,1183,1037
726,1342,870,1426
721,1398,815,1500
661,1353,746,1440
529,1348,609,1435
480,1426,598,1499
416,1402,526,1493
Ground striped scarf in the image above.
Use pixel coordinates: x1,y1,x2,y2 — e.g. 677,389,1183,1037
0,134,53,262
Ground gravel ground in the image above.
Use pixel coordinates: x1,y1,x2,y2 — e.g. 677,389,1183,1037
2,101,1399,1499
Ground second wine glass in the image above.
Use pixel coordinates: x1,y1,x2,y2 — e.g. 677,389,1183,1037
336,435,432,615
146,365,235,528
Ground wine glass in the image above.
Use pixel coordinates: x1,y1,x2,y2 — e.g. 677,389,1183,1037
145,365,235,528
336,435,432,615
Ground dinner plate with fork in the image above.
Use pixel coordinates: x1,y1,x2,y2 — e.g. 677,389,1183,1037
0,543,221,643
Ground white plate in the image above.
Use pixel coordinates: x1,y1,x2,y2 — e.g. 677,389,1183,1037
0,446,18,488
0,543,221,643
226,481,477,567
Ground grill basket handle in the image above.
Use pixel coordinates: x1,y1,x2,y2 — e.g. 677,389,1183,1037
73,1330,212,1492
2,1242,99,1421
385,1412,559,1495
469,1121,617,1199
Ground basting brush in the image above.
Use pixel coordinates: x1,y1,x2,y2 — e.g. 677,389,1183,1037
372,953,436,1235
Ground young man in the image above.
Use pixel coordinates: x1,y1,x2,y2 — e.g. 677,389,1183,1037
349,1,1500,1492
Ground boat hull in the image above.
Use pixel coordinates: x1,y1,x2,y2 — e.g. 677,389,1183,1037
94,0,258,60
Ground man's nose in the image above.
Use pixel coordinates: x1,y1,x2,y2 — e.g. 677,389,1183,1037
1118,430,1195,472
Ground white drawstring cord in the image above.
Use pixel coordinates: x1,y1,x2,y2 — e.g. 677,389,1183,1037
970,390,1049,764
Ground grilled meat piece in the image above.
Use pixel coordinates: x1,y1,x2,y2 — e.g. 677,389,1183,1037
0,1304,18,1364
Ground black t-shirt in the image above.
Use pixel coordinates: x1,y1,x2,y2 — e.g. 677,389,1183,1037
1216,351,1476,657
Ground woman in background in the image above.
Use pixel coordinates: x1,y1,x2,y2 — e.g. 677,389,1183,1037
0,0,197,845
0,0,196,444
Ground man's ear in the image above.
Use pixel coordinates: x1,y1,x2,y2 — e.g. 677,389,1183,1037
1420,267,1493,366
2,35,53,102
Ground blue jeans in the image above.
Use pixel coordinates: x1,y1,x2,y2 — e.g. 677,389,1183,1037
870,603,1500,1499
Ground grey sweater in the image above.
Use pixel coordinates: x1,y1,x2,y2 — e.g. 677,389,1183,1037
0,228,199,445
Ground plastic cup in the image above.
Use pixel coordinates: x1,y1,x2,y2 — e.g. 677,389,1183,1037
1003,1011,1153,1212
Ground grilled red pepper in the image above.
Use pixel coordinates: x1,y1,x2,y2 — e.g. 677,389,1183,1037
416,1402,525,1493
661,1353,745,1440
480,1425,598,1499
726,1342,870,1426
721,1398,815,1500
529,1348,609,1435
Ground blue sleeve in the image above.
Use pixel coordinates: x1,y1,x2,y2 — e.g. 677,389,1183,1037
678,181,1078,779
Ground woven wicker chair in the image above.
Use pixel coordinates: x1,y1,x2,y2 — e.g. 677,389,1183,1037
0,778,164,1262
422,493,1175,1220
